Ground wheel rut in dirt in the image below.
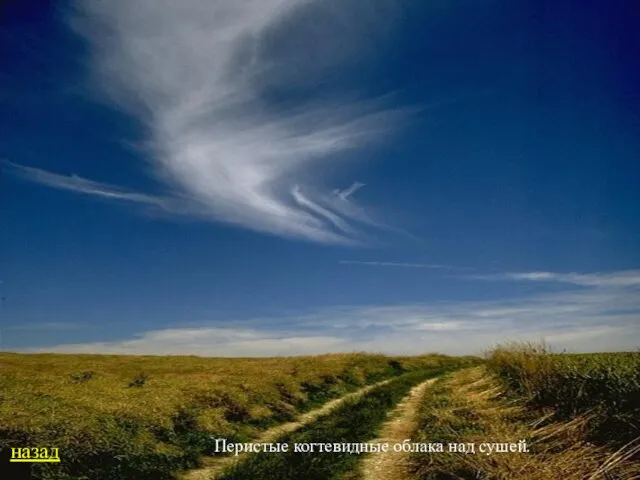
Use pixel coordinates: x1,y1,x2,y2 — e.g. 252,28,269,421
181,378,393,480
359,378,436,480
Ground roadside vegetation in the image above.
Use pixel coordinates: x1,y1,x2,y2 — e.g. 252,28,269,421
409,344,640,480
0,352,458,480
487,343,640,447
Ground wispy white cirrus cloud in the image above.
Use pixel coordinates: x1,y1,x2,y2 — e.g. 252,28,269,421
5,160,171,208
7,0,410,245
333,182,365,200
461,270,640,287
339,260,471,270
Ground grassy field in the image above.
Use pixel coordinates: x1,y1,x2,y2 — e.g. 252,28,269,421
0,351,459,480
3,345,638,480
409,344,640,480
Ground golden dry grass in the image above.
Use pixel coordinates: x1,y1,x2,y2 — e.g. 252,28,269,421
410,366,640,480
0,351,454,479
486,342,640,446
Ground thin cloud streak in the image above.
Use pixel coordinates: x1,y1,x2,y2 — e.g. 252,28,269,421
17,0,413,244
333,182,365,200
4,160,205,216
340,260,471,270
6,161,165,206
462,270,640,287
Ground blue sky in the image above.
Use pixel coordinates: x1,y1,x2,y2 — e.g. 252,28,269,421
1,0,639,356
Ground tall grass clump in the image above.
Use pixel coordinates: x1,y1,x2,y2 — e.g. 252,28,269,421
487,342,640,446
410,366,640,480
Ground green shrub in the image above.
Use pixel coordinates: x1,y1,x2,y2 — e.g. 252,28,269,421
128,372,149,388
70,371,95,383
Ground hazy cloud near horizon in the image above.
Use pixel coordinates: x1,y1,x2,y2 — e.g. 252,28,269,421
18,269,640,356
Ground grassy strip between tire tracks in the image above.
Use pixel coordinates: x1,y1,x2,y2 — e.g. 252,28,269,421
218,363,465,480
